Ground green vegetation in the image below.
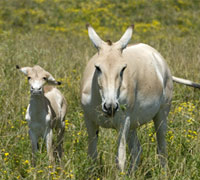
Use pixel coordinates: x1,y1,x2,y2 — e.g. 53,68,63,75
0,0,200,179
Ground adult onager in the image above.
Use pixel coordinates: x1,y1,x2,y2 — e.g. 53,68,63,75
17,65,67,165
81,25,173,172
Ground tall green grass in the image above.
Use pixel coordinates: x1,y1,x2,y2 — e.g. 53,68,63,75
0,0,200,179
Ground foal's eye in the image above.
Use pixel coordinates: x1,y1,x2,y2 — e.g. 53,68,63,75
27,77,31,80
43,77,47,81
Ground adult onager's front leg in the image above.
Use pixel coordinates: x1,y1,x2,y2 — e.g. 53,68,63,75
127,129,142,173
116,117,130,171
85,115,99,160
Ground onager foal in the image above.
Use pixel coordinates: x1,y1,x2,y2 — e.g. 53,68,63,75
17,65,67,165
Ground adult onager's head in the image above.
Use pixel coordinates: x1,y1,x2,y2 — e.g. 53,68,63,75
94,57,127,117
81,25,173,173
16,65,61,95
84,25,134,117
17,65,66,166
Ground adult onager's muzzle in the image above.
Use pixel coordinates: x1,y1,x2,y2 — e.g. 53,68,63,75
102,102,119,117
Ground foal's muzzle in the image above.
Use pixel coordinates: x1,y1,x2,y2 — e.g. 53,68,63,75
31,87,43,95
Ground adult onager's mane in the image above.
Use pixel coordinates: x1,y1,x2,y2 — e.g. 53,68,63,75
81,25,173,172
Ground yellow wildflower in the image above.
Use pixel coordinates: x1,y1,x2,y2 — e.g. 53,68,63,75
35,0,45,3
23,160,29,164
120,172,125,175
4,152,9,156
193,131,197,135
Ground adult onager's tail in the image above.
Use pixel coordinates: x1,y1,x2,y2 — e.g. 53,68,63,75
172,76,200,89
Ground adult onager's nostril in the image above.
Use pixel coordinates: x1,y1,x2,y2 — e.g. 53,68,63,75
103,103,108,111
115,103,119,111
102,102,118,116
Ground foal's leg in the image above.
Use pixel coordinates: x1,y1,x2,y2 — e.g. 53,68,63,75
57,120,65,160
45,128,54,163
29,130,38,166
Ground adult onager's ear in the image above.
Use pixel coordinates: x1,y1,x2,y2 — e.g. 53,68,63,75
16,65,31,76
46,73,61,85
116,25,134,51
87,24,104,50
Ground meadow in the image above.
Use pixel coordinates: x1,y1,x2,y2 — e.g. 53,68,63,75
0,0,200,179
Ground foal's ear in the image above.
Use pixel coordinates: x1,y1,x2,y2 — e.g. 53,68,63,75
16,65,32,76
46,72,61,85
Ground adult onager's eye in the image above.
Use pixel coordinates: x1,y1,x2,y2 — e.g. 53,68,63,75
43,77,47,81
95,65,102,73
120,65,127,78
27,77,31,80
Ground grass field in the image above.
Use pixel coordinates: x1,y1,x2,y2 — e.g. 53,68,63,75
0,0,200,179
